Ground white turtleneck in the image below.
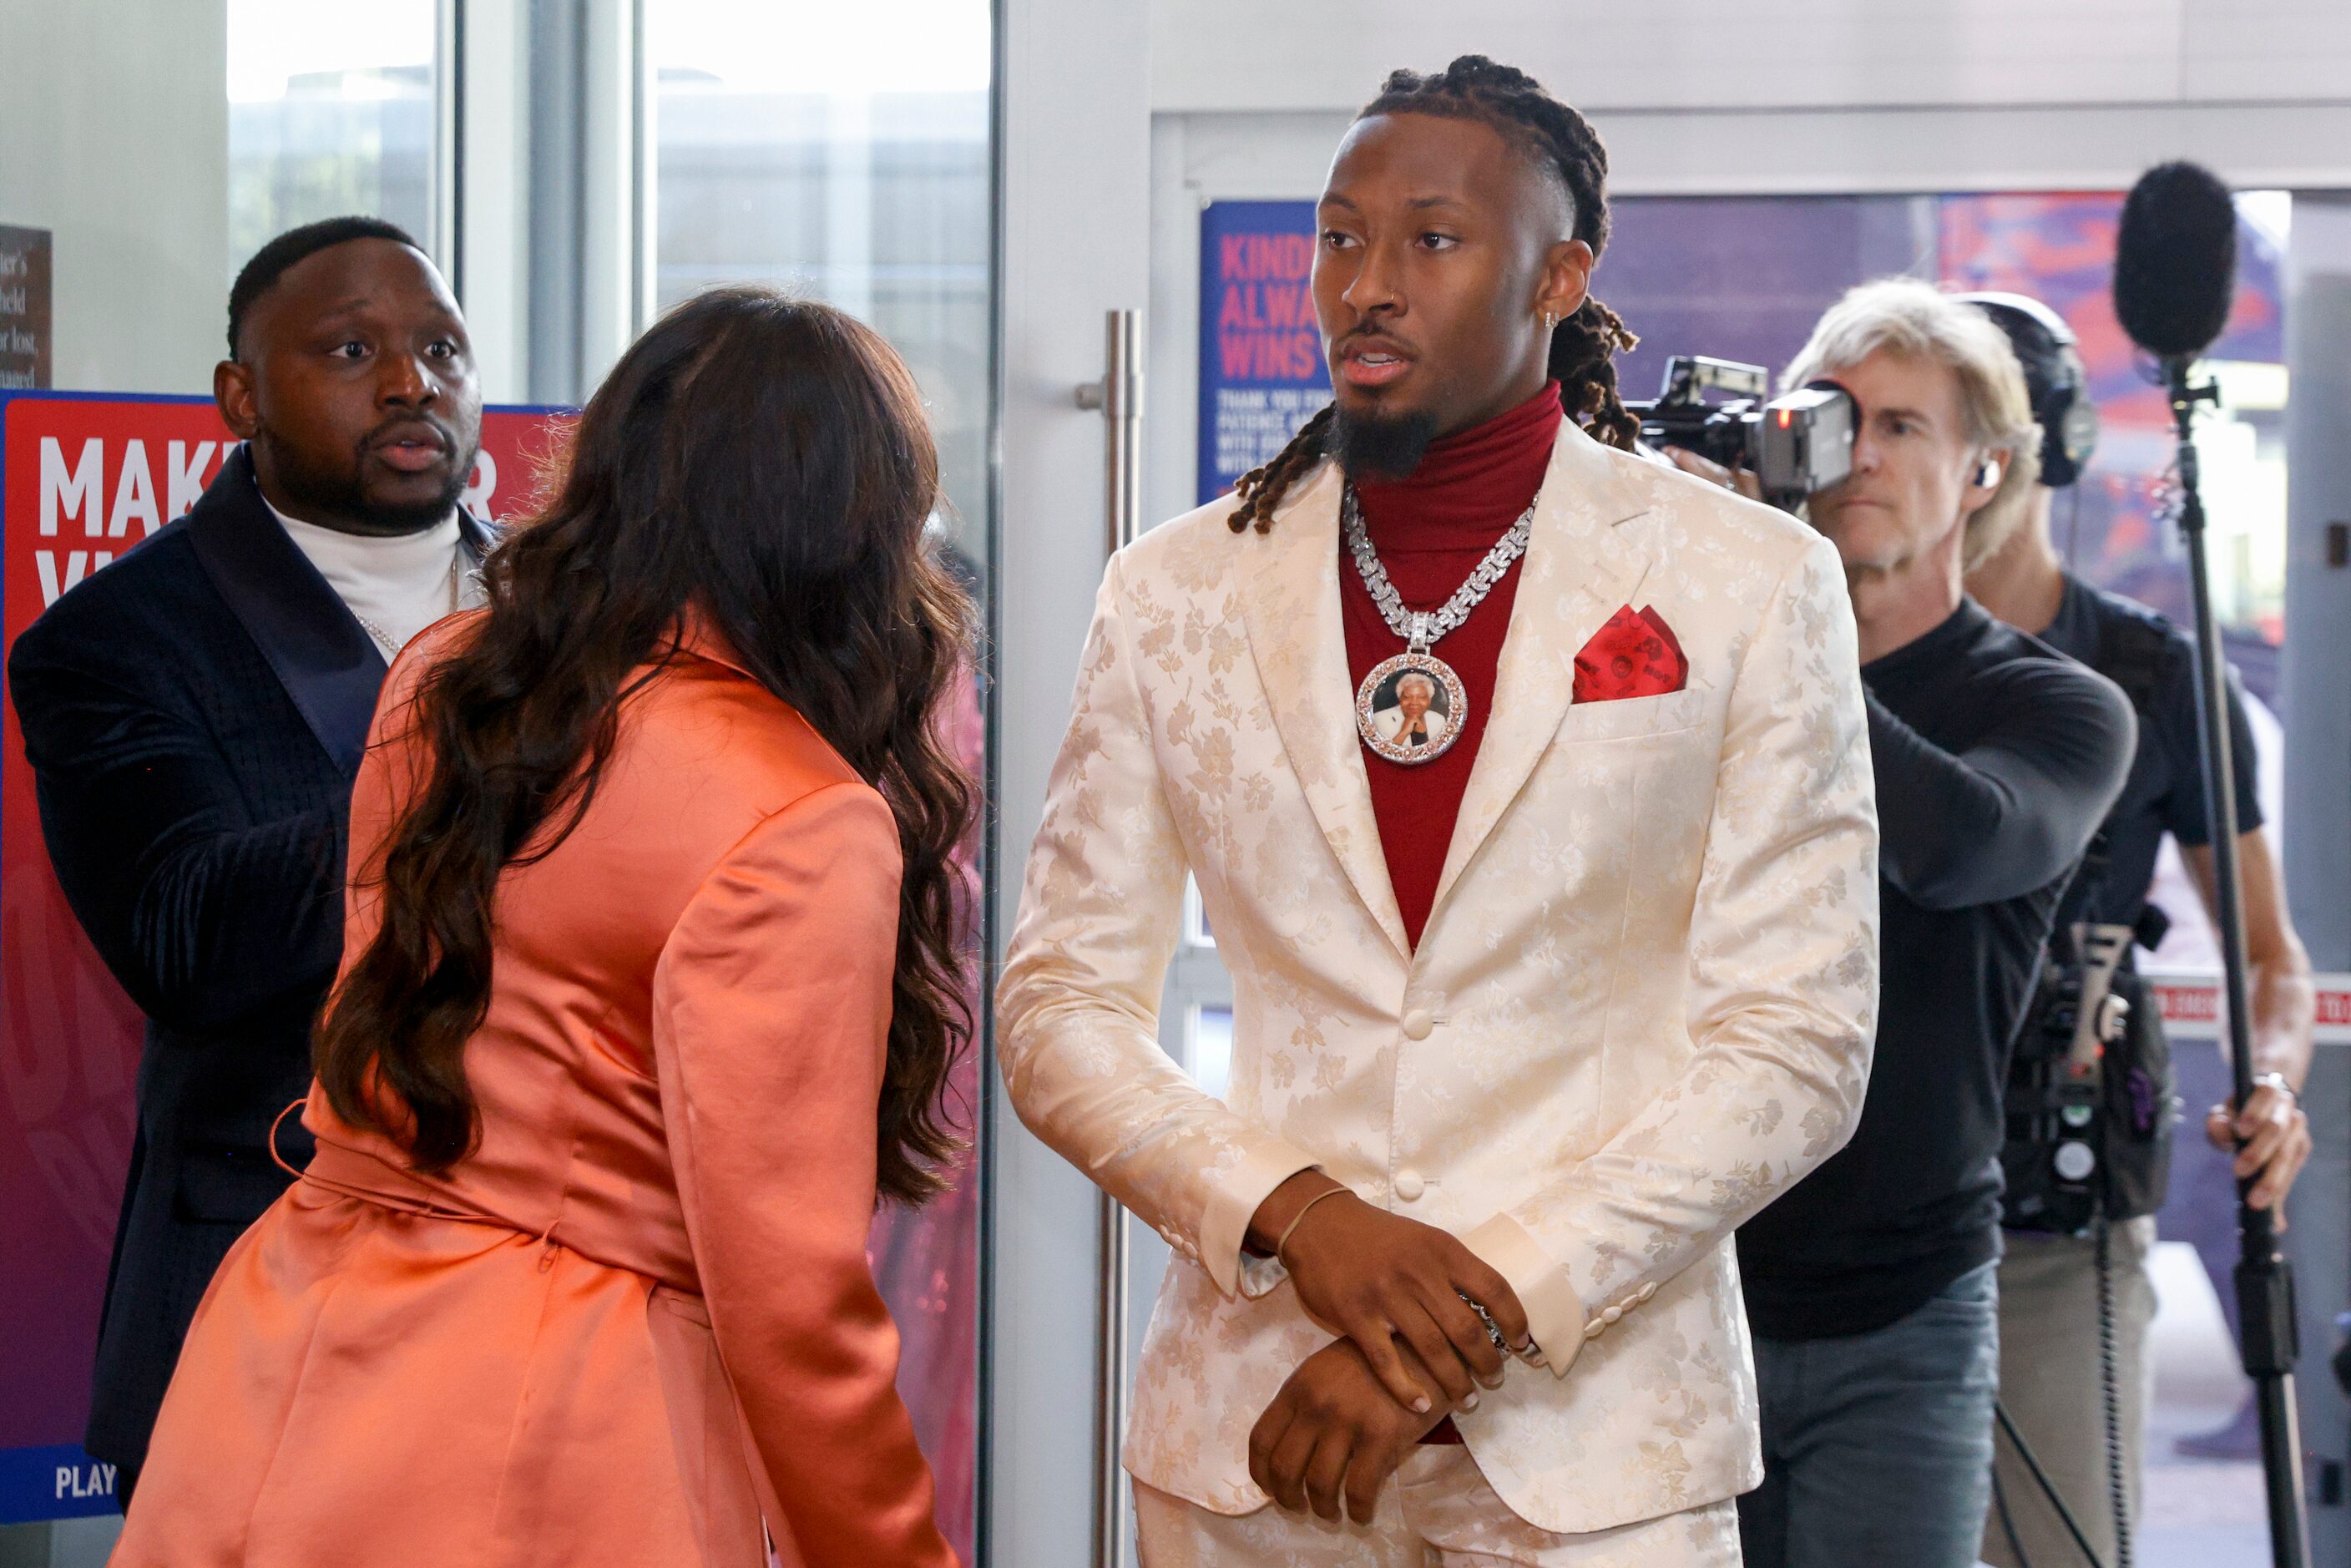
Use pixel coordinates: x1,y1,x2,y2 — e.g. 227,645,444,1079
265,498,488,657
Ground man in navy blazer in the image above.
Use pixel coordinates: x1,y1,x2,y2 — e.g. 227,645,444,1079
7,216,488,1499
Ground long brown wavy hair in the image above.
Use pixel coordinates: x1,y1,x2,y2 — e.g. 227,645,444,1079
315,287,978,1205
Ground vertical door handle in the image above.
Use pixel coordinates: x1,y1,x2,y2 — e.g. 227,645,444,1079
1074,306,1141,1568
1076,309,1145,558
1090,1185,1130,1568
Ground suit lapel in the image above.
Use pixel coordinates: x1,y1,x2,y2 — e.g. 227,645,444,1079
1428,422,1655,917
1236,460,1411,960
184,448,387,779
458,511,498,569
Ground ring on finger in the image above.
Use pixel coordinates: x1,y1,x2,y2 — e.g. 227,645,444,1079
1459,1291,1542,1363
1455,1292,1510,1355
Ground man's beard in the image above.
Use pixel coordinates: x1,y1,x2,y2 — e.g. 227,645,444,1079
1331,405,1440,481
257,426,477,535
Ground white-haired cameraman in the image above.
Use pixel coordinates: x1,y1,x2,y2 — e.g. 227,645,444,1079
1667,278,2136,1568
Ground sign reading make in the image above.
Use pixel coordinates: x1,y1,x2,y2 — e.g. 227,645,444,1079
0,227,53,391
1196,201,1329,505
0,392,567,1523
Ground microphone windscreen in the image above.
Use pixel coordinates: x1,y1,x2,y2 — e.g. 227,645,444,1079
2112,161,2238,360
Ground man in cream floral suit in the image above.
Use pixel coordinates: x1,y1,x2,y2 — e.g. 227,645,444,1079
1000,57,1878,1566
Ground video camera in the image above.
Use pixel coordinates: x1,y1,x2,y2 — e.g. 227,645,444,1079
1626,356,1857,508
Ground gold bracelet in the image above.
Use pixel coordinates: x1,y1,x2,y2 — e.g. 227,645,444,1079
1273,1183,1351,1267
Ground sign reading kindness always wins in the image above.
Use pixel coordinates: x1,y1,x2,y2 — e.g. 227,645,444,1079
1196,200,1330,505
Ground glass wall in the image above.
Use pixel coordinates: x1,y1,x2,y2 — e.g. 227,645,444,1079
1600,190,2297,958
650,7,995,1557
1598,193,2298,1560
1602,191,2291,694
226,1,437,284
1,6,999,1557
1603,190,2296,965
651,2,993,584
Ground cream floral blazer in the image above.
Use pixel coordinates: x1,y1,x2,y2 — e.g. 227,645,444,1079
999,419,1880,1535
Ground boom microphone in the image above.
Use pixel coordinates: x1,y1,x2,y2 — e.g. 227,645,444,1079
2115,155,2312,1568
2112,160,2238,362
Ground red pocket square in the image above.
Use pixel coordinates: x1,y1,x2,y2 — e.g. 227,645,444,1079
1573,604,1689,703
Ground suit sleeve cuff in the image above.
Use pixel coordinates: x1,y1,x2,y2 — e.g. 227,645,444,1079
1200,1139,1321,1298
1462,1213,1588,1378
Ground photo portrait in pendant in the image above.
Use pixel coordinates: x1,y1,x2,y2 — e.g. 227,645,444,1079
1358,653,1468,765
1375,669,1449,748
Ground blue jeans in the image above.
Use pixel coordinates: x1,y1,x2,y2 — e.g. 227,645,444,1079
1738,1258,2000,1568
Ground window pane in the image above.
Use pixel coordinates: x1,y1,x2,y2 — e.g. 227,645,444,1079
1605,190,2291,680
1191,1005,1236,1103
227,2,437,283
652,2,993,584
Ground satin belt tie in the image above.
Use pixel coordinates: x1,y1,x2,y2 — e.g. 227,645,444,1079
281,1115,700,1295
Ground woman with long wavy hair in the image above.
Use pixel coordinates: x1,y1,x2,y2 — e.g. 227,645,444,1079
113,289,973,1567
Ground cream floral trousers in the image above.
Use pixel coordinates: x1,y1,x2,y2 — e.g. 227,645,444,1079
1135,1449,1741,1567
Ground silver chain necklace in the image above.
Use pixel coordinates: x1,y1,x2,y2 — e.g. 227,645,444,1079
1342,483,1536,766
1343,484,1535,655
353,549,465,660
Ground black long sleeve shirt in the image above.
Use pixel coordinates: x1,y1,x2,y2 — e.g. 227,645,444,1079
1737,598,2135,1338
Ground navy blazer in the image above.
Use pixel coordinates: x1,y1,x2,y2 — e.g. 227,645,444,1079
6,445,488,1472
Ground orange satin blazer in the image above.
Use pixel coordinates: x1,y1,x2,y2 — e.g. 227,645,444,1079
113,615,958,1568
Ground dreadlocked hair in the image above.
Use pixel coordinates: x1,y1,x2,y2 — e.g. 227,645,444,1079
1227,54,1640,534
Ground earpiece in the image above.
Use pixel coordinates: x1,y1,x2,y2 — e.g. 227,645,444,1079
1976,457,2003,489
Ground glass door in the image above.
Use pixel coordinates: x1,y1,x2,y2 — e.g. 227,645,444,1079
227,0,439,286
1131,880,1235,1384
648,5,995,1558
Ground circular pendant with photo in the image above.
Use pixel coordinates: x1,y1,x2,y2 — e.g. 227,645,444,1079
1356,651,1469,766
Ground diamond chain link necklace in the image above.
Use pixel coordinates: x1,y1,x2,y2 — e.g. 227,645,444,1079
1342,485,1535,654
1342,483,1537,766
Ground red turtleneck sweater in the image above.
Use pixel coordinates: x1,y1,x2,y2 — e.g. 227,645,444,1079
1342,382,1562,950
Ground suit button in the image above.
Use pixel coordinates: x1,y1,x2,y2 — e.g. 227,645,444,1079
1400,1009,1434,1040
1393,1168,1427,1201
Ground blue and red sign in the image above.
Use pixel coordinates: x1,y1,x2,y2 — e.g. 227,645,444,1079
0,392,983,1552
0,392,564,1522
1196,201,1330,504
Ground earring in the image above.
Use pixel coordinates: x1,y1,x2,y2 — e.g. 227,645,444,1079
1541,311,1558,332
